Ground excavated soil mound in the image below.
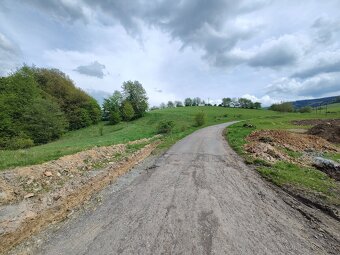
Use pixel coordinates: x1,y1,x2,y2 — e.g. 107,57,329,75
308,123,340,144
292,119,340,126
246,130,338,154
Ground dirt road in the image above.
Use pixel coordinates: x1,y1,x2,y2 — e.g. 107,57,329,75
22,122,339,254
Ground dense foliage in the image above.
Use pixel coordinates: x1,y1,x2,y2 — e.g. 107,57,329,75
160,97,261,109
157,120,175,134
103,80,148,124
32,68,101,130
269,102,294,112
0,66,101,149
194,112,206,126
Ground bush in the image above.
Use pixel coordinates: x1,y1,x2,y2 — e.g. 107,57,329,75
121,101,135,121
0,135,35,150
109,110,121,125
32,67,101,130
194,112,206,126
157,120,175,134
269,102,294,112
299,106,312,113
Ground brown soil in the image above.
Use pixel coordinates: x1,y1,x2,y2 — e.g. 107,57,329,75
244,129,340,178
245,130,338,164
292,119,340,144
0,137,160,254
292,119,340,126
308,123,340,144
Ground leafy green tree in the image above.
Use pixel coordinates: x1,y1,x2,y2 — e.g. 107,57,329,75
32,67,101,130
167,101,174,108
23,98,68,144
222,98,232,107
121,81,148,118
121,100,135,121
238,98,253,108
184,98,192,106
109,110,121,124
269,102,294,112
299,106,312,113
253,102,262,109
160,103,166,109
102,90,123,121
175,101,183,107
0,66,67,149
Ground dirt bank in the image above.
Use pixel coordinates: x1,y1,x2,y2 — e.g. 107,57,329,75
292,119,340,144
0,137,160,254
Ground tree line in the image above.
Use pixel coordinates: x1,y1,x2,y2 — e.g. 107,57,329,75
153,97,261,109
0,66,101,149
268,102,315,113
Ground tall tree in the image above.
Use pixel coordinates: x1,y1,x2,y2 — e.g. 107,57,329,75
102,90,123,121
121,80,148,118
222,98,232,107
167,101,174,108
121,100,135,121
175,101,183,107
184,98,193,106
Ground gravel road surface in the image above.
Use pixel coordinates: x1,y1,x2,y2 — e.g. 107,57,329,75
27,122,339,255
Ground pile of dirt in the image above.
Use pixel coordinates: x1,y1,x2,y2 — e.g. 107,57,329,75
292,119,340,126
292,119,340,144
308,123,340,144
246,130,338,154
245,129,340,180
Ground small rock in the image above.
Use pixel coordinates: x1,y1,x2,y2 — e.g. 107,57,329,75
56,172,61,177
26,210,37,219
53,194,61,201
44,171,53,177
24,193,35,199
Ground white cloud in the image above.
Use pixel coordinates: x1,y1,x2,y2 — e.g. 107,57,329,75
267,73,340,98
241,94,279,106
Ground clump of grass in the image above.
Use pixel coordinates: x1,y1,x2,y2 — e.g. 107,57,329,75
283,148,303,159
258,161,339,204
157,120,175,134
99,125,104,136
194,112,206,127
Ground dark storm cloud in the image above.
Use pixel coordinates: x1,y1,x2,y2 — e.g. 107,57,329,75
249,43,298,68
23,0,273,67
74,61,106,78
24,0,89,23
88,0,268,63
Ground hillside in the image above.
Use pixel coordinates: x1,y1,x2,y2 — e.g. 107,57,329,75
0,107,276,170
292,95,340,108
2,105,340,171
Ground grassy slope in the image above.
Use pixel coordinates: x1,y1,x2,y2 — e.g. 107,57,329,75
0,106,277,170
227,103,340,206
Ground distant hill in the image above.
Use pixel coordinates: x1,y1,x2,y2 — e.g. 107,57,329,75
292,96,340,108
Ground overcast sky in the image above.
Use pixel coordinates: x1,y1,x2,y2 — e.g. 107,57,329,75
1,0,340,106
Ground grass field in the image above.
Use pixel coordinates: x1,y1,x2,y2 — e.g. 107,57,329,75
227,103,340,206
1,103,339,178
0,106,278,170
